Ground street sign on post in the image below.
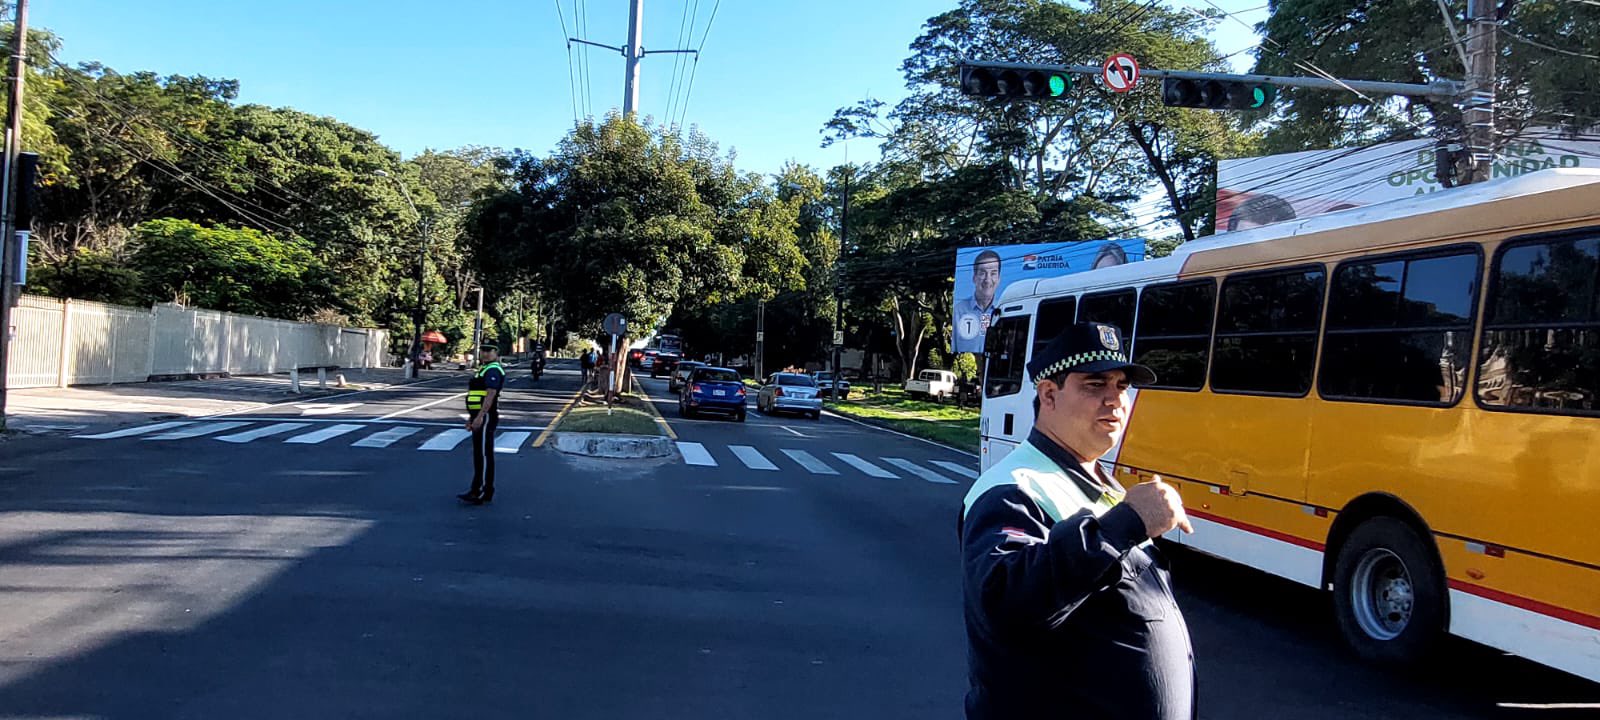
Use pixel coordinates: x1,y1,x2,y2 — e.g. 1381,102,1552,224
833,331,844,346
602,312,627,336
1102,53,1139,93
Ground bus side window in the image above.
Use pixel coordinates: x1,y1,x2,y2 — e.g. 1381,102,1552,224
1212,266,1327,396
1032,297,1077,358
1079,289,1136,337
984,315,1032,399
1321,248,1481,405
1134,280,1217,391
1477,232,1600,415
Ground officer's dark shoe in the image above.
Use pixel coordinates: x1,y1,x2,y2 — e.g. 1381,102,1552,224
457,492,483,505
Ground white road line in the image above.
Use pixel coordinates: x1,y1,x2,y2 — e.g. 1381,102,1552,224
494,431,531,454
781,449,838,475
284,423,364,444
375,392,468,421
780,426,807,438
75,421,194,439
931,460,980,479
146,421,252,440
294,403,365,416
677,441,717,466
352,425,421,448
883,457,959,484
419,429,472,451
831,452,899,479
216,422,310,443
730,445,779,471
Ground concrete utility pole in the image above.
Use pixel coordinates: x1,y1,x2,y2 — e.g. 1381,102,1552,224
568,0,699,118
0,0,29,430
1464,0,1499,183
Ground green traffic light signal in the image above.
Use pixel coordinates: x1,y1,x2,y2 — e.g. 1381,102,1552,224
1049,74,1068,97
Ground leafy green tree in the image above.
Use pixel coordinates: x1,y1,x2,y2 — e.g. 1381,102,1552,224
128,218,336,318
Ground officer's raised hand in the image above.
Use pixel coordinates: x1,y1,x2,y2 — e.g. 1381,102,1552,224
1124,475,1194,537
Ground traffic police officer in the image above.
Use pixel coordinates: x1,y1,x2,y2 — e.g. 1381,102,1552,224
458,344,505,505
960,322,1197,719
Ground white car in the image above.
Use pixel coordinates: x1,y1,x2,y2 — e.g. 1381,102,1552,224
904,369,958,402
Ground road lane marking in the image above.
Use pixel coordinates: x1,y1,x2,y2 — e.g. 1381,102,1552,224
494,431,531,454
419,428,472,451
284,423,364,444
677,442,717,466
146,422,251,440
351,425,421,448
532,387,585,448
883,458,959,484
781,449,838,475
76,421,194,439
780,426,807,438
294,403,365,416
375,392,467,420
216,422,310,443
931,460,980,479
831,453,898,479
730,445,778,471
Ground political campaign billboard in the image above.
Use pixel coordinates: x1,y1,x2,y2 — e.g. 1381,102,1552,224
1216,128,1600,234
952,239,1145,355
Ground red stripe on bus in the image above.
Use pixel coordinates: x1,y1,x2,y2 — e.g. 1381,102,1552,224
1186,508,1326,552
1448,580,1600,631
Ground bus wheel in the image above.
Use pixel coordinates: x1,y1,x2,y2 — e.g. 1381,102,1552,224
1332,516,1447,665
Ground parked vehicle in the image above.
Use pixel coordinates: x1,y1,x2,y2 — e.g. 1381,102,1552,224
813,371,851,396
679,366,747,421
668,361,705,394
756,372,823,419
904,369,958,401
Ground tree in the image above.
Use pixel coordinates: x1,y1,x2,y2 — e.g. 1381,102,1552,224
1253,0,1600,153
129,218,336,318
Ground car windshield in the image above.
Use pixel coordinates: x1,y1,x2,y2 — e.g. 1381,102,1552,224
697,369,740,383
777,374,815,387
816,372,834,380
921,371,943,380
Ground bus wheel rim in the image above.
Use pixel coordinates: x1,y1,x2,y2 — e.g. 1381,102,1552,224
1351,547,1414,641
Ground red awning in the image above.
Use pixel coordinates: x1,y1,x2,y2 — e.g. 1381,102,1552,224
420,331,448,344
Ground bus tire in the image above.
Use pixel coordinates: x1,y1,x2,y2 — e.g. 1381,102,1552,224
1331,516,1447,666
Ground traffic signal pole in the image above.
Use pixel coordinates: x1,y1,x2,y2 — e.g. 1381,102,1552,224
0,0,28,430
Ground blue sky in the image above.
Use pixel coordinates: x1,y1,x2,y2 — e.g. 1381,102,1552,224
35,0,1267,176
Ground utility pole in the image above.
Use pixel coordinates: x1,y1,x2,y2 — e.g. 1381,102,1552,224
568,0,698,117
623,0,643,116
0,0,29,430
755,298,764,381
471,287,485,368
831,164,849,402
1463,0,1498,184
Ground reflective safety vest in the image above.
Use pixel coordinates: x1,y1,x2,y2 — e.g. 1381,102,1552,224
466,361,504,411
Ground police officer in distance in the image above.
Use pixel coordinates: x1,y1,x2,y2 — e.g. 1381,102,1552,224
458,344,505,505
960,321,1196,719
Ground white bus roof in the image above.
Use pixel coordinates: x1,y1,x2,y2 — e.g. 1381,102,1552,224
1000,168,1600,307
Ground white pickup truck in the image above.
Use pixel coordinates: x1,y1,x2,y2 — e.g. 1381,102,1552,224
903,369,958,402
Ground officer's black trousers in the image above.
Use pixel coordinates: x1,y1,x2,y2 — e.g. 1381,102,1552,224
469,410,498,499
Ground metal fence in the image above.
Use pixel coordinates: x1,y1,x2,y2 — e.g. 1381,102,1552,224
5,294,389,389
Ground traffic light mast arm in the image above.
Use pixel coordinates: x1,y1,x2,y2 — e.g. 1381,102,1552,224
959,59,1464,101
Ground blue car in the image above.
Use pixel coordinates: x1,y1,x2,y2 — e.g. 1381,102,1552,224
679,366,748,422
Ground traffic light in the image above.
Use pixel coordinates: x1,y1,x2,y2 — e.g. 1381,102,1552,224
959,63,1072,100
1161,77,1275,110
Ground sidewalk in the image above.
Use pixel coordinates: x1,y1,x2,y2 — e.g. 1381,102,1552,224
1,366,466,436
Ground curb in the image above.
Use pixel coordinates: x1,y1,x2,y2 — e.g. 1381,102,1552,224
550,432,676,459
820,406,981,459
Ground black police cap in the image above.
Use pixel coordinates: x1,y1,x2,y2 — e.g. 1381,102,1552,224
1025,321,1157,387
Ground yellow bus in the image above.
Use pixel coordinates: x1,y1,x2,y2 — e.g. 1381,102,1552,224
978,168,1600,682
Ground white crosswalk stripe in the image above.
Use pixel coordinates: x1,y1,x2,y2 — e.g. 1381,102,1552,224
419,429,472,451
147,421,252,440
216,422,310,443
352,425,421,448
831,452,899,479
730,445,779,471
781,449,838,475
75,421,194,439
494,432,531,454
677,441,717,466
883,457,958,484
931,460,979,479
285,424,364,444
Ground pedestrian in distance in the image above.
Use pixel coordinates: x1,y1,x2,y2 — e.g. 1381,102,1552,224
959,321,1197,720
458,344,506,506
580,346,596,390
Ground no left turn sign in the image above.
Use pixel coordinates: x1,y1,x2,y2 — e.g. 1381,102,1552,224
1102,53,1140,93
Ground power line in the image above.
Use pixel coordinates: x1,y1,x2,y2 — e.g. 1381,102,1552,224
676,0,722,129
554,0,581,128
1500,27,1600,60
576,0,592,119
664,0,697,128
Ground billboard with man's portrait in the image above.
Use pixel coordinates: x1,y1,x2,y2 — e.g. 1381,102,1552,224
952,239,1145,355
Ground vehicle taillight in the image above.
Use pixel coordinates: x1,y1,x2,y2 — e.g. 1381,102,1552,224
773,387,784,397
691,384,702,394
736,386,746,395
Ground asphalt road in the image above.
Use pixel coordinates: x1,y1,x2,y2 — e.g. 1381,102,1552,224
0,358,1592,718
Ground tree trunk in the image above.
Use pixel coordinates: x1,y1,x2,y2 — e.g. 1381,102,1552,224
1126,121,1195,243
